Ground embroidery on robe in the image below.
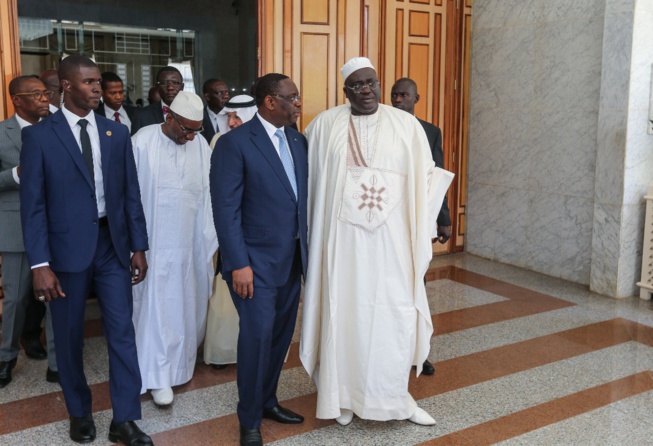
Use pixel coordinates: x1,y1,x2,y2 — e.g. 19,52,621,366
339,168,406,233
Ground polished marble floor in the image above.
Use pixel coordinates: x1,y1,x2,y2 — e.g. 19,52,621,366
2,253,653,445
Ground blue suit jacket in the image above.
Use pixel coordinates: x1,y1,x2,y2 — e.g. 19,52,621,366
20,110,148,272
210,115,308,288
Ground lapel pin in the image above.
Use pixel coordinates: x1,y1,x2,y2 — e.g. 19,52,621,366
106,131,112,136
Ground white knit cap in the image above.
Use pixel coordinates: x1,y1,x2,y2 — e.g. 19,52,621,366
169,91,204,121
341,57,375,82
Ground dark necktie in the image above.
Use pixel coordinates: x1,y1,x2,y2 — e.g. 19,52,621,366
163,105,170,115
113,111,121,123
78,119,95,186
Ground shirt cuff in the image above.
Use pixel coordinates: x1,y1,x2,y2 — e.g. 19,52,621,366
12,167,19,184
31,262,49,269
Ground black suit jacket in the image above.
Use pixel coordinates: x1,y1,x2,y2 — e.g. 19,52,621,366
95,102,136,121
418,118,451,227
130,102,165,135
201,107,217,144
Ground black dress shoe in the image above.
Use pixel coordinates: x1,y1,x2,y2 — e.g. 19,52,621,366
46,367,60,383
22,337,47,360
108,420,153,445
211,363,228,370
422,359,435,375
240,426,263,446
70,414,96,444
262,404,304,424
0,358,17,388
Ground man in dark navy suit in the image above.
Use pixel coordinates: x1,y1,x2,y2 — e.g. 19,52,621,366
211,73,308,446
130,66,184,135
20,55,152,446
391,77,452,377
95,71,136,133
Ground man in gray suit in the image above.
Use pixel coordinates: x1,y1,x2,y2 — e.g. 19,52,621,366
0,75,58,387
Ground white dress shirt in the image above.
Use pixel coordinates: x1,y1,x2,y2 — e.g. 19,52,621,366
103,103,132,132
256,112,294,167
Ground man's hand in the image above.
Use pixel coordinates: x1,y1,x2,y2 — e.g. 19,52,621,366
131,251,148,285
232,266,254,299
436,225,452,244
33,266,65,301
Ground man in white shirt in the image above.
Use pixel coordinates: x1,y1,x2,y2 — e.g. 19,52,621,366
96,71,135,133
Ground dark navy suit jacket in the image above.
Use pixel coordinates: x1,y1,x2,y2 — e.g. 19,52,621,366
130,102,164,135
210,114,308,288
20,110,148,272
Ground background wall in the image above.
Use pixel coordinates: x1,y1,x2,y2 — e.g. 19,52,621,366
466,0,653,297
17,0,258,93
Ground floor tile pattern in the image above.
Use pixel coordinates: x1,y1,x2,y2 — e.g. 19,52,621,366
2,253,653,445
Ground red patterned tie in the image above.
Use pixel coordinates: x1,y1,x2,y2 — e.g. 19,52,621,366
113,111,121,123
163,105,170,115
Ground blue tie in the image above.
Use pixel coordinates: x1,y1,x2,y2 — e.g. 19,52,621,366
275,129,297,199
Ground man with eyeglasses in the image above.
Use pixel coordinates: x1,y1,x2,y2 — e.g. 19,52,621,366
131,91,218,407
131,66,184,135
201,78,230,143
301,57,453,427
39,69,61,112
211,73,308,446
0,75,58,389
96,71,136,133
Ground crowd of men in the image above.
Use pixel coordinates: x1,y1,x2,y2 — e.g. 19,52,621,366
0,55,453,446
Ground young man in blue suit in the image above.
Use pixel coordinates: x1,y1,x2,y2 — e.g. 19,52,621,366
20,55,153,446
211,73,308,446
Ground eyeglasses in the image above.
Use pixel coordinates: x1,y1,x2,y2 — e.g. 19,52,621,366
170,112,203,135
157,80,183,87
12,90,54,100
345,80,380,94
271,94,301,103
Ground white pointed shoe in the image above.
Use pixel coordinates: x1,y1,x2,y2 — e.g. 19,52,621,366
408,407,435,426
151,387,174,406
335,409,354,426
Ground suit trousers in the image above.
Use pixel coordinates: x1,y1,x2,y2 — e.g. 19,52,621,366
49,225,142,422
229,241,302,429
0,252,31,361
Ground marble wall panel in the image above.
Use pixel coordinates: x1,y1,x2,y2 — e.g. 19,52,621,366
565,14,605,111
467,107,534,190
598,11,634,112
617,203,646,297
559,195,595,283
529,109,597,199
491,187,530,265
470,26,535,109
590,202,622,295
622,111,653,206
605,0,636,14
466,183,502,260
543,0,605,22
473,0,541,29
525,191,564,277
594,109,627,206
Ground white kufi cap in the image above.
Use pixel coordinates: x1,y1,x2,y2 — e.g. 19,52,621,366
169,91,204,121
341,57,375,82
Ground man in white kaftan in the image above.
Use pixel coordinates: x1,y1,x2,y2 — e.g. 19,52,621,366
131,91,218,406
300,58,453,425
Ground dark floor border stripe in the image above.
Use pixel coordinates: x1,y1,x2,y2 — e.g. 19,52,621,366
418,371,653,445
